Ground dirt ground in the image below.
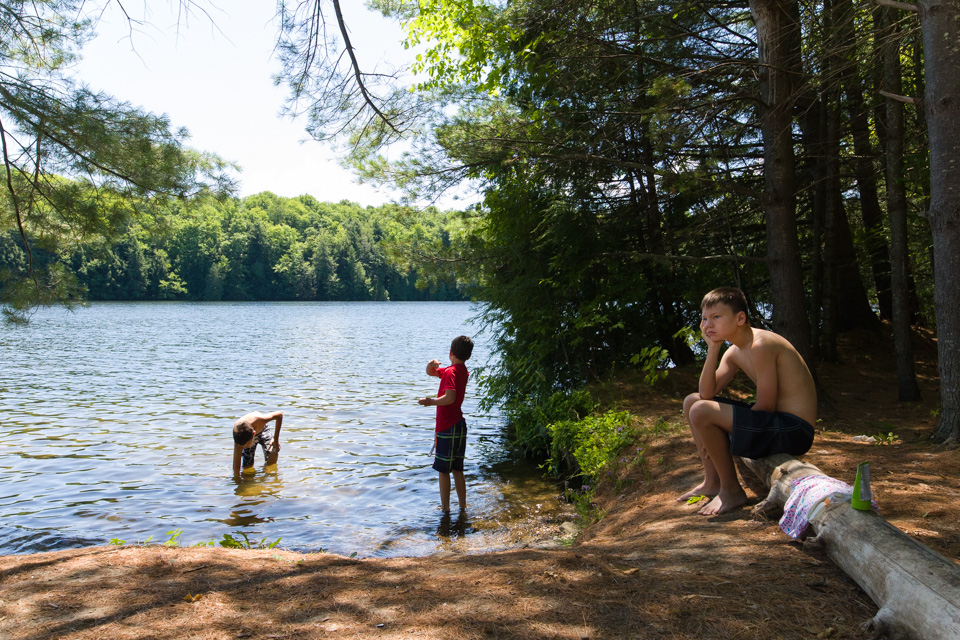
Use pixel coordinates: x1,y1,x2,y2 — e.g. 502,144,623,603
2,326,958,640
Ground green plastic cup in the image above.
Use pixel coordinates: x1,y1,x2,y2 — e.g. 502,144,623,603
852,461,873,511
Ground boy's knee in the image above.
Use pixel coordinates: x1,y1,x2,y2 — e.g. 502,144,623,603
688,400,715,428
683,393,703,418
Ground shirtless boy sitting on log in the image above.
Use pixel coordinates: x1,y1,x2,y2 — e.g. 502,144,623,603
679,287,817,516
232,411,283,476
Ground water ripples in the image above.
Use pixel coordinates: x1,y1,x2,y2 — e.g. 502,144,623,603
1,302,566,556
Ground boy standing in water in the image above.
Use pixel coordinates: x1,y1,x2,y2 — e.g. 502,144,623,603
680,287,817,516
418,335,474,513
232,410,284,476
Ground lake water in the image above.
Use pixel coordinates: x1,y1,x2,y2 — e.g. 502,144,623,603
0,302,568,557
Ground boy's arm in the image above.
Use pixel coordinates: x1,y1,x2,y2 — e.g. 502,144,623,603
419,389,455,406
699,342,738,399
426,359,442,377
269,411,283,451
233,445,243,476
265,412,282,465
749,342,779,412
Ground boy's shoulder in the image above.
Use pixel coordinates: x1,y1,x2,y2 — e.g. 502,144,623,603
725,328,797,368
752,327,800,354
234,412,255,426
235,411,272,428
438,363,469,385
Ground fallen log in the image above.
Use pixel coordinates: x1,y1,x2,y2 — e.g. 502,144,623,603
738,455,960,640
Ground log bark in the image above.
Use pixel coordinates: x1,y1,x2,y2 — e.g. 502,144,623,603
739,454,960,640
738,453,825,517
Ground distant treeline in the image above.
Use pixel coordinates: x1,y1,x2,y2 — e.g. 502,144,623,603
0,192,466,302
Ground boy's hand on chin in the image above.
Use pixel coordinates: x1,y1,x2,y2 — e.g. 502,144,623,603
701,332,723,351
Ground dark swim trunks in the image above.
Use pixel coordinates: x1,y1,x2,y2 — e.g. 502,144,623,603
433,419,467,473
714,397,815,459
241,429,275,468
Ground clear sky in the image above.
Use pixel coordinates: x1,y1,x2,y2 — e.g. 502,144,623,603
71,1,438,208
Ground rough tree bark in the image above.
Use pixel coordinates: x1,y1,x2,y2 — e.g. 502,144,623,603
821,85,841,361
798,94,826,356
880,5,922,402
824,0,882,346
749,0,815,366
918,0,960,443
840,0,893,321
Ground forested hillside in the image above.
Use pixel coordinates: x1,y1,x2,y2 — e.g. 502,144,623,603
0,192,466,302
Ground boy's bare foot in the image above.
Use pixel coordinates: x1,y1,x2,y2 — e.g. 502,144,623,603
697,489,748,516
677,484,718,502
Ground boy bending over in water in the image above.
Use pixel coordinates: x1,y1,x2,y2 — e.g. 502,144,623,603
680,287,817,516
232,411,283,476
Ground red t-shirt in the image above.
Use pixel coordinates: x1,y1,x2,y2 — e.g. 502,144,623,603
435,363,469,432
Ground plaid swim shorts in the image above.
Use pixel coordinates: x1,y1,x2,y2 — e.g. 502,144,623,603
241,429,275,468
432,419,467,473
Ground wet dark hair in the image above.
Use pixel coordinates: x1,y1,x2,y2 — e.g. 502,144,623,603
233,423,254,446
701,287,750,321
450,335,474,361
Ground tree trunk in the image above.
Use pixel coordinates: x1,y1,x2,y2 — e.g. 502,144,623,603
840,0,893,321
920,0,960,444
907,25,931,329
833,204,881,333
820,91,840,362
799,96,826,356
848,104,894,324
825,0,880,336
750,0,814,367
881,6,922,403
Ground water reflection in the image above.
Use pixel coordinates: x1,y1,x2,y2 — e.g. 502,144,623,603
436,511,475,539
0,302,570,556
224,465,284,527
222,507,274,528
